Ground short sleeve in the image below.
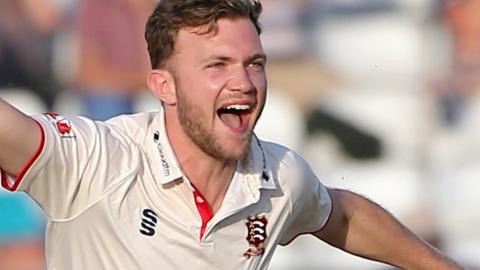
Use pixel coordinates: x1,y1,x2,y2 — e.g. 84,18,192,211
0,113,141,220
278,155,332,245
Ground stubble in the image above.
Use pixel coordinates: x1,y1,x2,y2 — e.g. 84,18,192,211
176,86,253,161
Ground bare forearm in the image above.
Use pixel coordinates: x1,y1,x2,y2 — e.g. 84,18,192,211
316,189,464,270
0,98,41,176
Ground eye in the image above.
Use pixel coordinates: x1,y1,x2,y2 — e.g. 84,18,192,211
248,60,266,71
207,62,226,70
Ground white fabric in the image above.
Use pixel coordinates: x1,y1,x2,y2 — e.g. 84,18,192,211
1,110,331,270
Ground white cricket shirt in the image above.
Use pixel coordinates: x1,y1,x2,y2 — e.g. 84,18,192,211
1,110,332,270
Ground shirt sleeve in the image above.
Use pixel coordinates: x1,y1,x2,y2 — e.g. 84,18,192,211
0,113,141,220
278,153,332,245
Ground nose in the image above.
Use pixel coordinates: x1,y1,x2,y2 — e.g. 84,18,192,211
228,67,255,93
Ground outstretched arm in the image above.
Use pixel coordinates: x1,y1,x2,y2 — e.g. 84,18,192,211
315,188,464,270
0,98,42,176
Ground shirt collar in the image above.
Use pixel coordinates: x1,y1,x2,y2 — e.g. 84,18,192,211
146,109,276,191
237,135,276,191
146,109,185,185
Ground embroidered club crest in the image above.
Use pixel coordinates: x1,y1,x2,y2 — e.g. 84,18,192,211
243,215,268,258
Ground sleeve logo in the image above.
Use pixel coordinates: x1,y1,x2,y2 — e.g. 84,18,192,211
44,112,76,139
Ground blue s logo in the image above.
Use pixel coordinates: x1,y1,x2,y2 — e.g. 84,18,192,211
139,209,158,236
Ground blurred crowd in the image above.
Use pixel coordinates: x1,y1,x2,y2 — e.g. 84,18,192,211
1,0,480,269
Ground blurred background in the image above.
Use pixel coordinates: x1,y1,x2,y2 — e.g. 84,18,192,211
1,0,479,269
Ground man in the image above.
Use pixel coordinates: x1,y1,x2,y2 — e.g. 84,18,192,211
0,0,464,269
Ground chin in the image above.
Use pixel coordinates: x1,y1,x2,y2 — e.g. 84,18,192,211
226,140,251,160
224,150,248,161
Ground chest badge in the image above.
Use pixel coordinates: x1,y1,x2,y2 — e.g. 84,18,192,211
243,215,268,258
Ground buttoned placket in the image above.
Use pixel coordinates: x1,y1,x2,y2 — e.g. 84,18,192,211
200,155,276,243
191,156,275,244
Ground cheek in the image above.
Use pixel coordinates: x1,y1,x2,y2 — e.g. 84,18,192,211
179,71,221,100
253,74,267,96
207,72,229,90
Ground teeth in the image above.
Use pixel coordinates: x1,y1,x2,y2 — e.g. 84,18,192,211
225,104,250,110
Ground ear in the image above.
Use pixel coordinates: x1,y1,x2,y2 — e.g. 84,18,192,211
147,69,177,105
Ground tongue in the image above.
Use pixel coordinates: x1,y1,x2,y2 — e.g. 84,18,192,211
219,113,241,129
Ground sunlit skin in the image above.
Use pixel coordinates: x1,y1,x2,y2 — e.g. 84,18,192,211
152,18,267,162
173,18,267,161
147,17,267,211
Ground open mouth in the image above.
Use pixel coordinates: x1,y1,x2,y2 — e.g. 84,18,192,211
217,104,252,130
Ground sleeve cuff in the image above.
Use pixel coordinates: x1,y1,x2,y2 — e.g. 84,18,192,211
1,119,46,191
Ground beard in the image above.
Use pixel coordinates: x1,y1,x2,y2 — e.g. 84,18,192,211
176,86,254,161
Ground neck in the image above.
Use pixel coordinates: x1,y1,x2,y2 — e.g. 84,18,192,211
164,111,236,213
181,154,236,210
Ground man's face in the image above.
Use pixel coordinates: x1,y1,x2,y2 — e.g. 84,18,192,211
168,17,267,161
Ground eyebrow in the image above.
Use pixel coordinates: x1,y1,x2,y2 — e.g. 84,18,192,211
200,53,267,64
247,53,267,63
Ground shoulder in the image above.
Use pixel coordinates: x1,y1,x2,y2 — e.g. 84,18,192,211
105,111,157,142
258,139,320,193
260,139,310,174
106,111,156,131
258,139,332,226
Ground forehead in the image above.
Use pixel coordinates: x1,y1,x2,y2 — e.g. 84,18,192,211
173,18,264,61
